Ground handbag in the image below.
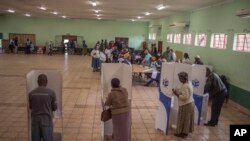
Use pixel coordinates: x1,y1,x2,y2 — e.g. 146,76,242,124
101,108,112,122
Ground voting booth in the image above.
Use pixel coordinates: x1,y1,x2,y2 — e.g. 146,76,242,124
191,65,211,125
155,63,211,134
155,62,175,134
101,63,132,140
26,70,63,141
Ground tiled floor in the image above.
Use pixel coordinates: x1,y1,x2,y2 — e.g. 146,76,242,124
0,54,249,141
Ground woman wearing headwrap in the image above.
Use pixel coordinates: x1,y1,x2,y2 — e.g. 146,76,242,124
172,72,194,138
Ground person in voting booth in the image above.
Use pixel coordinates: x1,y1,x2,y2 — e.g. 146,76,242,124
29,74,57,141
172,72,194,138
105,78,131,141
204,67,227,126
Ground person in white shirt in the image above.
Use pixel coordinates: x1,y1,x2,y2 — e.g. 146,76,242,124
172,72,194,138
105,46,112,63
169,49,176,62
99,49,107,70
182,53,191,64
91,47,100,72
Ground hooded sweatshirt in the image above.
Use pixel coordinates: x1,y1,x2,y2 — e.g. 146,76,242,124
105,87,130,115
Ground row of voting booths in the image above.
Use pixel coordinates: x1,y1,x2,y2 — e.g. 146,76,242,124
25,63,209,140
101,63,132,140
26,70,63,141
155,63,211,134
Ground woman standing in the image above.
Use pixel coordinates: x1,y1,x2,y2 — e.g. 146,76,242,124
91,47,100,72
172,72,194,138
105,78,131,141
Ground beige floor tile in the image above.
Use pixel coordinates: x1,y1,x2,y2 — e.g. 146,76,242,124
0,54,249,141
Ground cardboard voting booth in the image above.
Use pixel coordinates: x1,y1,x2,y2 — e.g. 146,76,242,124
155,62,175,134
191,65,211,125
101,63,132,140
26,70,63,141
155,63,211,134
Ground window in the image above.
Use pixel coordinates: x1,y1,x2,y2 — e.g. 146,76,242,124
195,33,207,47
174,34,181,44
233,33,250,52
149,33,156,40
183,33,192,45
210,33,227,49
167,34,173,43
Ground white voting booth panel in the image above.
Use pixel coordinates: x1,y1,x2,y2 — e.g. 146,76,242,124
155,63,211,134
101,63,132,139
26,70,63,141
191,65,211,125
155,63,175,134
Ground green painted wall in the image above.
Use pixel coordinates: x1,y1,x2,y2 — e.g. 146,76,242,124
149,0,250,109
0,16,148,49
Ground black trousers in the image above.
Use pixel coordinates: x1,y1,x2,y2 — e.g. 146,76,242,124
210,90,227,125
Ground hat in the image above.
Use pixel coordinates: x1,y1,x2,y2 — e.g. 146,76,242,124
151,56,156,61
124,53,130,59
178,72,188,80
195,55,200,59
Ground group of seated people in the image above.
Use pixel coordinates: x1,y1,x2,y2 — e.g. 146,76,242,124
90,41,206,87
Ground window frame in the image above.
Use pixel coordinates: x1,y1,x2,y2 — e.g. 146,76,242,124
183,33,192,45
174,33,181,44
195,33,207,47
210,33,227,49
167,34,173,43
233,33,250,52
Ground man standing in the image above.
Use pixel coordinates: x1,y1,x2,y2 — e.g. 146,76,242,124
204,67,227,126
29,74,57,141
162,46,171,62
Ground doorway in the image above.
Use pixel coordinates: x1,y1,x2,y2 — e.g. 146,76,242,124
62,35,77,54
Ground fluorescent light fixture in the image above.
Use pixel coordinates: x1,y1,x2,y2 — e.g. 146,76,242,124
137,16,142,19
145,12,151,16
52,11,58,15
97,17,102,20
157,4,166,10
94,10,100,13
62,15,67,18
131,19,135,22
7,9,15,13
25,13,31,17
91,1,97,6
38,6,47,10
96,14,101,17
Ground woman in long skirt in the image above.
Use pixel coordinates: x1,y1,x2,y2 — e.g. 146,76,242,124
172,72,194,138
105,78,131,141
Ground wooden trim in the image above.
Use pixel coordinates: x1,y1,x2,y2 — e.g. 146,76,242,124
228,99,250,116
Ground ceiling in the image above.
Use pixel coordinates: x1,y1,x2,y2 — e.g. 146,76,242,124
0,0,232,21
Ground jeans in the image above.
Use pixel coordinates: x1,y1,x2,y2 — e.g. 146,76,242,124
32,116,53,141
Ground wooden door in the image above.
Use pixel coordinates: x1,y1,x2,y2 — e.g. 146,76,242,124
158,41,162,54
